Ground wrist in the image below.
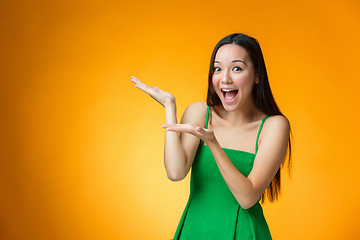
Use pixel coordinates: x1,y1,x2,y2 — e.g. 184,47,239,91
164,101,176,108
205,135,218,147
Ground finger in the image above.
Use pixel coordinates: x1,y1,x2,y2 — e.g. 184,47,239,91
160,123,178,129
131,78,144,86
164,128,179,132
133,83,148,92
133,81,158,95
163,126,185,132
130,78,166,99
130,76,140,83
163,124,195,133
130,77,143,87
199,128,213,135
130,76,139,81
130,77,147,87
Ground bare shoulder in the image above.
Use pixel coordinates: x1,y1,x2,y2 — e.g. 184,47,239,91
255,115,291,165
180,102,207,127
261,115,290,139
266,115,290,128
179,102,208,173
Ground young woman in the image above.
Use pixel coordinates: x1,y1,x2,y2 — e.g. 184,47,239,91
131,33,292,240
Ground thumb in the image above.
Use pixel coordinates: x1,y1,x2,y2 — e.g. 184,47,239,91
161,123,169,128
196,127,205,133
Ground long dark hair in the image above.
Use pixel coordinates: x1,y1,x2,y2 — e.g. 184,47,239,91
206,33,292,203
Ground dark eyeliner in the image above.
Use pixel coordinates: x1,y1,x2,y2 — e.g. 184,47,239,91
234,66,242,71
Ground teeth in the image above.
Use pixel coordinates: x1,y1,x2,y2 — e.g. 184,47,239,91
222,89,237,92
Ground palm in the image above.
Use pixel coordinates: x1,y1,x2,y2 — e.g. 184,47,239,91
161,123,216,143
130,76,175,107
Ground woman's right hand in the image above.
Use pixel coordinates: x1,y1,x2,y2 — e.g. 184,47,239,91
130,76,175,107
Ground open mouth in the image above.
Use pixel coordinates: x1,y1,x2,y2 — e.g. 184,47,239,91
221,89,239,101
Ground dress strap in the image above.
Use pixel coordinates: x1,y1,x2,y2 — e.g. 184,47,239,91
205,105,210,129
200,105,210,146
255,115,270,154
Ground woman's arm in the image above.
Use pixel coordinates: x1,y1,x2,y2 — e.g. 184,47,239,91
163,102,207,181
163,114,290,208
206,115,290,209
163,102,188,181
130,76,204,181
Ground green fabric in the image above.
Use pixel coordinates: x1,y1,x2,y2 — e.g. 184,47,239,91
173,106,272,240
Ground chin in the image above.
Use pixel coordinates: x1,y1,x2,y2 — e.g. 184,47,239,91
221,102,239,112
219,97,242,112
224,106,237,112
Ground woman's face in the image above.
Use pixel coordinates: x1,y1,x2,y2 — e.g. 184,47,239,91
212,44,257,112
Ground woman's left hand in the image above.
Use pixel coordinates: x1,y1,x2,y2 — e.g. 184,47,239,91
161,123,216,144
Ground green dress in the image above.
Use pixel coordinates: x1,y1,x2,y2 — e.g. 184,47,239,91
173,105,272,240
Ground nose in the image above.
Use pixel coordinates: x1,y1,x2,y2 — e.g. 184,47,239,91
220,70,232,84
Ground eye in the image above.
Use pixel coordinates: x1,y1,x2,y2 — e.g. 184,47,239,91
214,67,221,72
233,66,243,71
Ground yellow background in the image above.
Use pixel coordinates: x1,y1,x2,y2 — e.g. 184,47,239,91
1,0,359,239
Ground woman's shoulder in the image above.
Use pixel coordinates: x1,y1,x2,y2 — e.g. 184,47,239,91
181,102,208,126
186,101,207,111
258,114,290,150
265,114,290,127
262,114,290,136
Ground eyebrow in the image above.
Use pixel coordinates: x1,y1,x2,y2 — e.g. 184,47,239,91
214,60,247,66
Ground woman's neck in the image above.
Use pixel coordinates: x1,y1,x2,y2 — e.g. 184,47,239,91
215,100,263,126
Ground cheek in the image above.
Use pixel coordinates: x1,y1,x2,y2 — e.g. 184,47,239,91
234,74,254,88
233,75,250,87
212,76,220,88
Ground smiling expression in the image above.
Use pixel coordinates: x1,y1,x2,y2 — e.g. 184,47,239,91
212,44,258,111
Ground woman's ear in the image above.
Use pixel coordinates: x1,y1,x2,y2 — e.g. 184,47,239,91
255,75,259,84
